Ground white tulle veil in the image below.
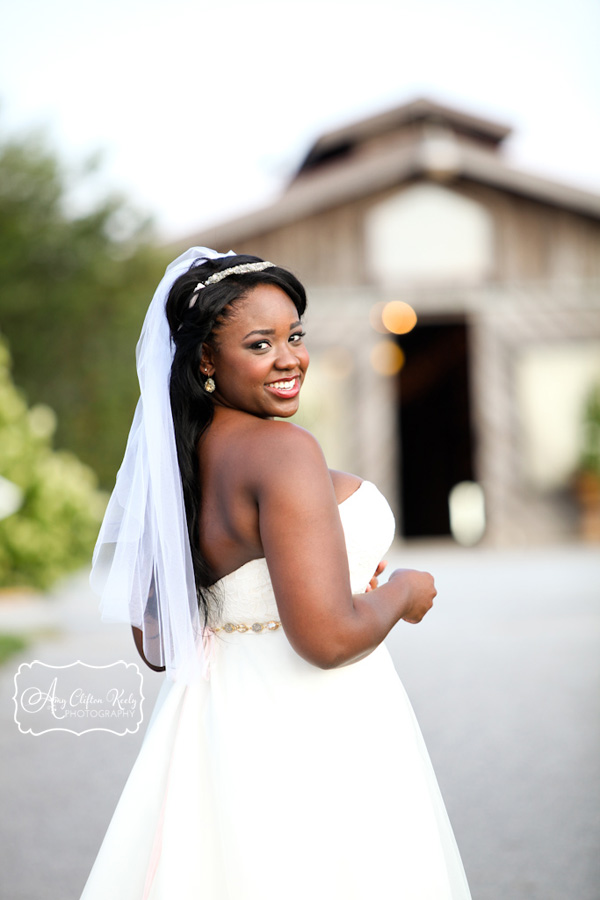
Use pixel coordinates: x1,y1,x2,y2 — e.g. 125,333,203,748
90,247,235,683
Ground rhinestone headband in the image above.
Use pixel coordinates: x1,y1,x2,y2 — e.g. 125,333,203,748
188,261,276,308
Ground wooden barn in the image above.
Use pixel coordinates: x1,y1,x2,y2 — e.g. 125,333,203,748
182,98,600,545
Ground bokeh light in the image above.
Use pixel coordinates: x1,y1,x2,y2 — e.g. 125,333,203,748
381,301,418,335
368,301,389,334
448,481,486,545
370,340,405,376
0,475,24,521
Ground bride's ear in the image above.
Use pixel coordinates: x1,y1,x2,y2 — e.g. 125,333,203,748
199,345,215,377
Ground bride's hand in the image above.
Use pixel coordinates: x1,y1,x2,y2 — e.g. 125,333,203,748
365,560,387,592
388,568,436,623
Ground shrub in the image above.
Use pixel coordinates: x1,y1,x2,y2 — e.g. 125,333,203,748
0,335,106,588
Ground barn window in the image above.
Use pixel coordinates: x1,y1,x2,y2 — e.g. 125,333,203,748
365,182,494,284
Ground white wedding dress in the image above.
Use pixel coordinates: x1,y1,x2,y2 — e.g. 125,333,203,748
80,481,471,899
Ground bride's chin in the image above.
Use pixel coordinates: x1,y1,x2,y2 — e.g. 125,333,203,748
273,399,301,418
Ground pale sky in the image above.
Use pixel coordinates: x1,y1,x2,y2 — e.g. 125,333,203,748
1,0,598,240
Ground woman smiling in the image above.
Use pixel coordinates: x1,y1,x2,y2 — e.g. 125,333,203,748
81,248,471,900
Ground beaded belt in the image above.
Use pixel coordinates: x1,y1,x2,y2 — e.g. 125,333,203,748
212,620,281,634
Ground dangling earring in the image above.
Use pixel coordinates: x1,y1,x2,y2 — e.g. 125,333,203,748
201,365,216,394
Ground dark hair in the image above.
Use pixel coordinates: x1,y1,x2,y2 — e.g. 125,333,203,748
165,254,307,623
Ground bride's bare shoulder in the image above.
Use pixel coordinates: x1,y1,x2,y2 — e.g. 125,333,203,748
213,415,363,504
247,425,363,505
243,417,322,452
328,469,363,504
242,423,363,504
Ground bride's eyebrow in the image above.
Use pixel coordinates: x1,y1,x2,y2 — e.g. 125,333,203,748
243,321,302,340
243,328,275,340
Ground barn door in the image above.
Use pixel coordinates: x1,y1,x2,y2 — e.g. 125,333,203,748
397,318,475,537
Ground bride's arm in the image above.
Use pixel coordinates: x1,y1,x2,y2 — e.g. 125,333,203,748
249,421,436,669
131,626,166,672
131,577,166,672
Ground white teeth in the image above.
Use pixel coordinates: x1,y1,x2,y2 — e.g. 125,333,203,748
269,379,296,390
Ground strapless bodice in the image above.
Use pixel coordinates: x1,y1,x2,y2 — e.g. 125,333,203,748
210,480,395,626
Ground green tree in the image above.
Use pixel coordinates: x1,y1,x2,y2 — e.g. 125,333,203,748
0,124,170,486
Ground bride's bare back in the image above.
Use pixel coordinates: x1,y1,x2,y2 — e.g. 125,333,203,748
198,406,362,582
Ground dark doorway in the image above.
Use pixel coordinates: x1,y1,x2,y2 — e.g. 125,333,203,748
397,318,474,537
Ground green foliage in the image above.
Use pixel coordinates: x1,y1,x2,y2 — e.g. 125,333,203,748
580,383,600,476
0,123,171,486
0,632,28,666
0,335,107,588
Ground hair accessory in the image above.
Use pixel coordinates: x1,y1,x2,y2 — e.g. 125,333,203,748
204,376,216,393
188,261,276,308
89,247,236,684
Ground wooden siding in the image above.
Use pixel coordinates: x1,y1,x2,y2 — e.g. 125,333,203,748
212,176,600,288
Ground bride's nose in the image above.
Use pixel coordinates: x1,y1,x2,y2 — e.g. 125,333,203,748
274,343,298,368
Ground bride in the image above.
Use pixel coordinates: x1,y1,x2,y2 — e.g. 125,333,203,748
81,248,472,899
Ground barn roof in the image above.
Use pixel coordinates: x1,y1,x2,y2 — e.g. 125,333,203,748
183,98,600,248
296,97,512,173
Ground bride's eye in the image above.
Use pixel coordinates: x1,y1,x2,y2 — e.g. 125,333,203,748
289,331,306,343
250,340,271,351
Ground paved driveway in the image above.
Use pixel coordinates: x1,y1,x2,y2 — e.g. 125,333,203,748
385,542,600,900
0,544,598,900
